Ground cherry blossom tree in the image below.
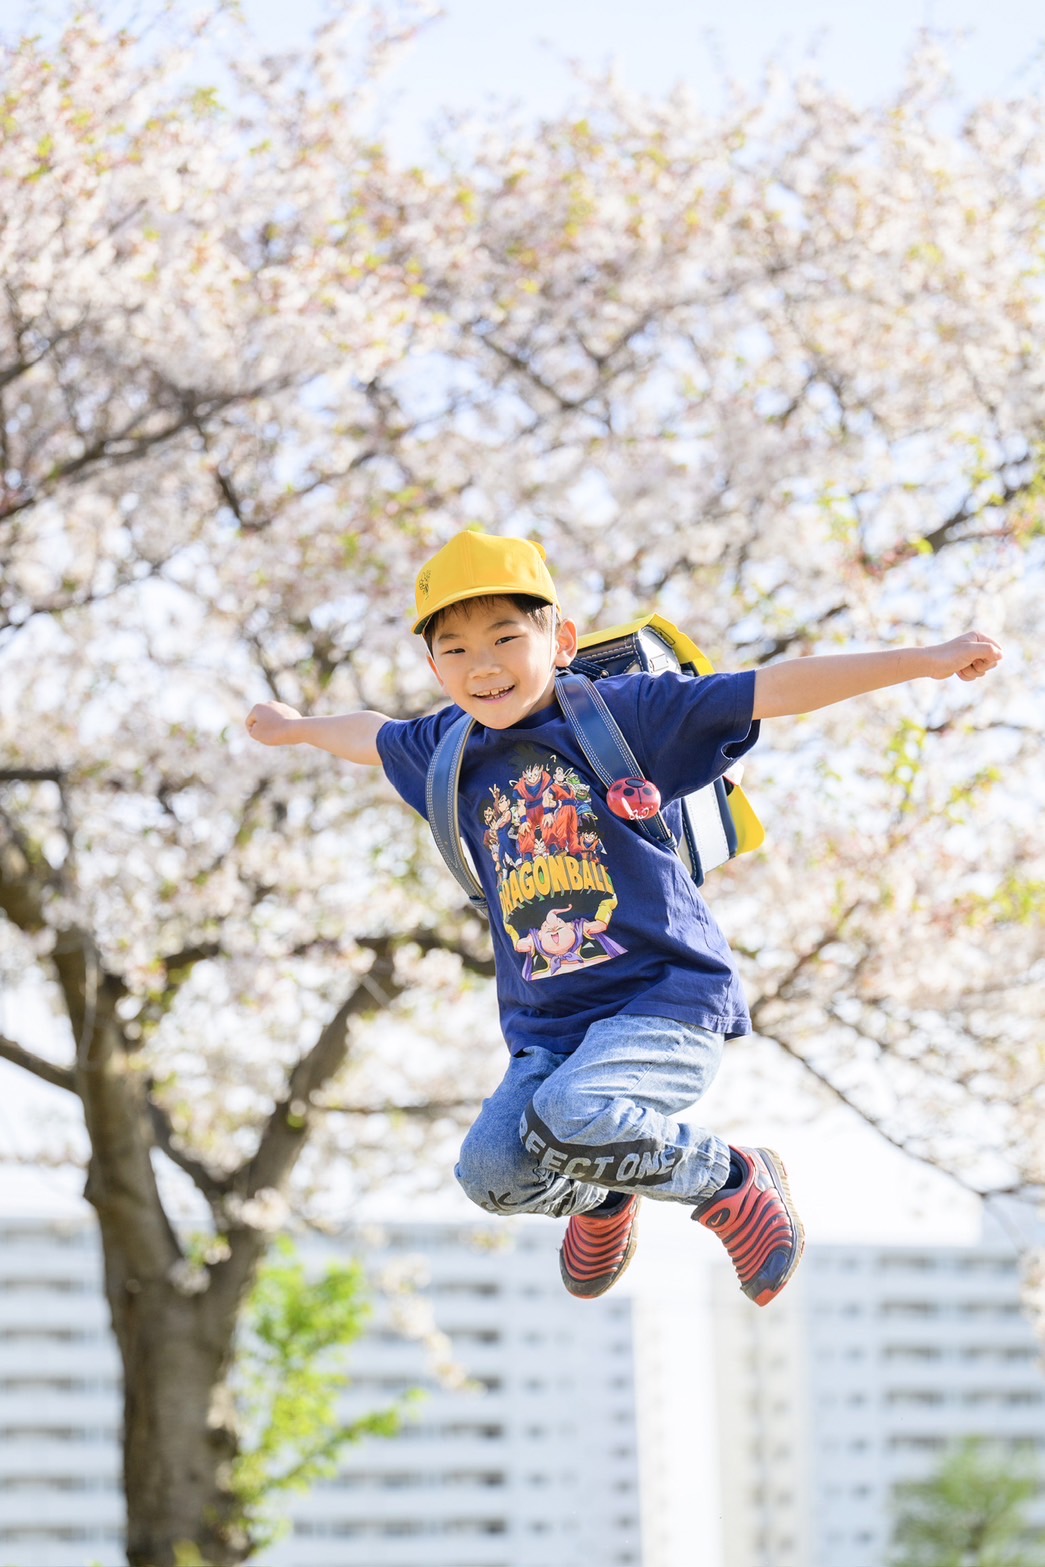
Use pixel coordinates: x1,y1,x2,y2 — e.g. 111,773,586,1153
0,6,1042,1561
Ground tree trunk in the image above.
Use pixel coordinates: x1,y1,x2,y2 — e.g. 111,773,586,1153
110,1280,245,1567
70,930,251,1567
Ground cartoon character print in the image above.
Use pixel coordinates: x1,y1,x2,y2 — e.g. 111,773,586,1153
515,761,551,830
480,745,626,980
514,905,626,979
482,785,518,875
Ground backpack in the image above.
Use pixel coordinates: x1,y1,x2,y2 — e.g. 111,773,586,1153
425,613,765,919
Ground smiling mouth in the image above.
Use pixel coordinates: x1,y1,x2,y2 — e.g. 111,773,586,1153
473,685,514,700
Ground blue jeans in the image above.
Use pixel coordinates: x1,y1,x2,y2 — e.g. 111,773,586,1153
455,1014,731,1219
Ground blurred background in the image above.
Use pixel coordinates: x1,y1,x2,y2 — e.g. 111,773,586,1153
1,2,1043,1564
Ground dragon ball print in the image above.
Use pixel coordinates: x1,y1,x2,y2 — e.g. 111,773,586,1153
480,746,627,981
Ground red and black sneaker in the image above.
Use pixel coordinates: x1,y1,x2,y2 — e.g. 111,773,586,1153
692,1147,805,1307
560,1195,641,1300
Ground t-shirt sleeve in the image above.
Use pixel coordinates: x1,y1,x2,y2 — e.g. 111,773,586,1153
627,669,760,802
375,707,462,820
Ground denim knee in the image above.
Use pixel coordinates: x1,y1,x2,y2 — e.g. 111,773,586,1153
455,1125,533,1214
528,1074,618,1149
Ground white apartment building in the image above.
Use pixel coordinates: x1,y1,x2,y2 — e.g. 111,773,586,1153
0,1216,123,1566
265,1219,643,1567
0,1213,643,1567
5,1208,1045,1567
712,1237,1045,1567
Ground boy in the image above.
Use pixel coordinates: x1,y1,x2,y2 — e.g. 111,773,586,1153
246,531,1001,1306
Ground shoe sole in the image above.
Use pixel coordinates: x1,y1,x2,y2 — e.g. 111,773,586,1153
748,1147,805,1307
560,1203,641,1300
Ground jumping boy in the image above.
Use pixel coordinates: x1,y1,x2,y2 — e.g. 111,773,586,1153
246,531,1002,1306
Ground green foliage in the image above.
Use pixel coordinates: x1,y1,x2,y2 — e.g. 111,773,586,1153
172,1545,210,1567
816,481,859,543
890,1436,1045,1567
231,1239,417,1552
1005,440,1045,545
966,874,1045,928
885,718,928,813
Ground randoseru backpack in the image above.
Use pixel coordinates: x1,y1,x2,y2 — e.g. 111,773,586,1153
425,613,765,918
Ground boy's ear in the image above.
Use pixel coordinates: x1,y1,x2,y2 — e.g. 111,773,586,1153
555,617,579,668
426,651,445,688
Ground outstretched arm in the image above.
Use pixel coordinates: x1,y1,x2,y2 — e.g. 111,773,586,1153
752,632,1002,721
245,701,389,765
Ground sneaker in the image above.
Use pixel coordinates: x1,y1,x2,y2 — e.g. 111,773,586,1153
692,1147,804,1307
560,1195,641,1299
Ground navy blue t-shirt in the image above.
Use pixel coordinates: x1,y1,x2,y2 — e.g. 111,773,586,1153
376,670,759,1056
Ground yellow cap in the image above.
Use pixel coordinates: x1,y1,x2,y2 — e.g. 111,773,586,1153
412,530,558,635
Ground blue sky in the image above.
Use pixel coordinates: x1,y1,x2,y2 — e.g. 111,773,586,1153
242,0,1045,161
9,0,1044,152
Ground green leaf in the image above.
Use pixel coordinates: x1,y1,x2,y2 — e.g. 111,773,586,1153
230,1240,416,1551
890,1436,1044,1567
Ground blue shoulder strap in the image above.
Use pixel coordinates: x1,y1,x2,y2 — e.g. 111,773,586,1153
554,671,677,850
424,672,677,919
425,710,489,917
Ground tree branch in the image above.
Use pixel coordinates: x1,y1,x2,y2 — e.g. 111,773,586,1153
0,320,79,393
922,493,1021,553
0,767,66,783
358,928,496,979
162,940,223,974
866,476,1033,574
746,903,863,1001
751,1021,990,1199
483,332,590,412
241,943,406,1200
316,1097,478,1119
0,1033,76,1092
0,853,178,1275
204,941,408,1320
147,1097,232,1205
734,601,850,664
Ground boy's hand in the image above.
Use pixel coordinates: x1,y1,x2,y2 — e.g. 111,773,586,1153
927,632,1003,682
246,701,302,745
245,703,388,763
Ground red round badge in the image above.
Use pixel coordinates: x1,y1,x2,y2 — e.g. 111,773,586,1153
606,777,662,820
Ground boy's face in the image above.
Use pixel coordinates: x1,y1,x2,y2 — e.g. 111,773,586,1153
426,598,577,729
